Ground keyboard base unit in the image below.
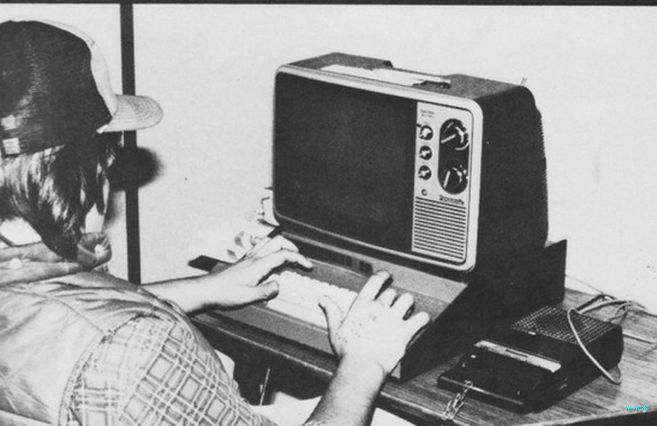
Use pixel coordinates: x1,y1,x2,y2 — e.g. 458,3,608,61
207,237,567,381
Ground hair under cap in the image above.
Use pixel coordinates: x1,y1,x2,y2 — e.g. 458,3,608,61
0,20,162,158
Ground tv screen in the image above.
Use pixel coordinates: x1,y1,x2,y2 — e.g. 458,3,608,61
274,73,416,253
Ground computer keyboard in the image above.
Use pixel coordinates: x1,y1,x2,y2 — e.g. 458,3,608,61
199,240,466,379
265,270,358,328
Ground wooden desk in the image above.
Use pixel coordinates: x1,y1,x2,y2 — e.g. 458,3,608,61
193,290,657,425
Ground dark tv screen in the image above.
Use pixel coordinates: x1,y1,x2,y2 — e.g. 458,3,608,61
274,73,417,252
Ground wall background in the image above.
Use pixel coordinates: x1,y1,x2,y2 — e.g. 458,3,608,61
1,5,655,310
133,5,657,309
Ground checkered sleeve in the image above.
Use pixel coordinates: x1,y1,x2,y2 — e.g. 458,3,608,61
66,314,278,426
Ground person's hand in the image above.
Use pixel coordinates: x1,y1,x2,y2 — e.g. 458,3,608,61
0,233,111,285
318,271,431,375
204,235,313,308
75,233,112,269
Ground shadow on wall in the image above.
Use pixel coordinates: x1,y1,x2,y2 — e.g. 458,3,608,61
105,146,161,224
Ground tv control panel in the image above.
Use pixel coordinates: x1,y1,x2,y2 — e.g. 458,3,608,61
412,102,475,264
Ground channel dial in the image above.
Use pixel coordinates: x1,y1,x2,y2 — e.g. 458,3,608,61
440,119,469,150
440,165,468,194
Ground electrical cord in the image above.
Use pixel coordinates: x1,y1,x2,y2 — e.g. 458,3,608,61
566,288,657,385
567,274,657,338
566,307,623,384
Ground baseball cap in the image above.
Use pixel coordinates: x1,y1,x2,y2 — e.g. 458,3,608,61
0,19,163,158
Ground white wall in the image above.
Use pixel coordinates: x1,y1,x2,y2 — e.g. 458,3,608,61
0,4,128,278
133,5,657,309
7,6,651,309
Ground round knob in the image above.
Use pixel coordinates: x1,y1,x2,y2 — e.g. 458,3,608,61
419,145,432,160
440,165,468,193
418,165,432,180
440,119,469,150
419,125,434,140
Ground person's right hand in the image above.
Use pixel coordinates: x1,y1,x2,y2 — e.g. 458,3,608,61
202,235,313,309
318,271,431,376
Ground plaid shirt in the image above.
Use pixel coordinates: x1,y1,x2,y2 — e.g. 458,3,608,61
65,314,276,426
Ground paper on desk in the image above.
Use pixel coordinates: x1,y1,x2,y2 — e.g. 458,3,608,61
188,188,280,264
189,217,276,264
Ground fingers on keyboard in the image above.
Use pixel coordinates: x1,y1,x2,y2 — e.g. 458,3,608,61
355,271,391,305
251,235,300,258
256,250,313,271
405,311,431,338
378,288,398,307
391,293,414,317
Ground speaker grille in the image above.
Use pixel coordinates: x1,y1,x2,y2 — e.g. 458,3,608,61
511,306,616,345
412,197,467,262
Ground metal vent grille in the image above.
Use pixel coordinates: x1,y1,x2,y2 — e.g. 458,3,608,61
412,197,467,261
511,305,616,345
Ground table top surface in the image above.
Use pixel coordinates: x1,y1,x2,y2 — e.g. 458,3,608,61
193,289,657,425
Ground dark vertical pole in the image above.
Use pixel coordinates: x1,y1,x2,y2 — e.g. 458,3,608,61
120,4,141,284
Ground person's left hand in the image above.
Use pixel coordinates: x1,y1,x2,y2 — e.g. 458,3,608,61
202,235,313,309
75,233,112,269
0,233,112,285
319,271,430,375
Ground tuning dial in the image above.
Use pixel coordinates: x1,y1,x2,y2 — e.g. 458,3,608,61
418,165,432,180
440,119,469,150
419,146,432,160
440,165,468,193
419,125,434,140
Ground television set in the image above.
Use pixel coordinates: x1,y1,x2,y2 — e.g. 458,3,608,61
273,53,548,273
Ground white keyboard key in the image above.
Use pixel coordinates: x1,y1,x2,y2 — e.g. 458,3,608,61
265,270,357,328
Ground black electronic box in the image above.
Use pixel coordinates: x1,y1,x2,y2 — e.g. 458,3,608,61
437,305,624,412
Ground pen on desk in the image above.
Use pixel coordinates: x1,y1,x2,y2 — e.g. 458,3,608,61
243,227,284,259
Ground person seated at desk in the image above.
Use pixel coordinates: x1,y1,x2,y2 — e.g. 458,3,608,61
0,20,430,426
